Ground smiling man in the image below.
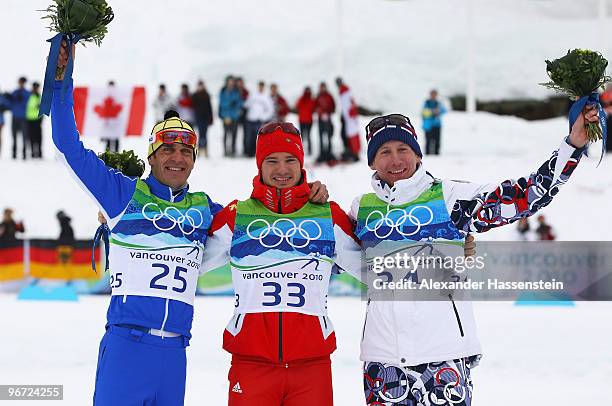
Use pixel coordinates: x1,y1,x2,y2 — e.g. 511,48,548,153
201,122,362,405
51,42,222,405
352,111,594,406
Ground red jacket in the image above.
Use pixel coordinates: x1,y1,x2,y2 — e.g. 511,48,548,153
274,94,290,121
296,93,316,124
206,173,359,363
315,92,335,120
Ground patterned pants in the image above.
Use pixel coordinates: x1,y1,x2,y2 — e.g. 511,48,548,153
363,358,473,406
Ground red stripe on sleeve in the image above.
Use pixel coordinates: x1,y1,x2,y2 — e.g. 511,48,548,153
209,199,238,235
330,201,359,243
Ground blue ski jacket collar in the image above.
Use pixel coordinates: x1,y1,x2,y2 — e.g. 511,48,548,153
144,174,189,203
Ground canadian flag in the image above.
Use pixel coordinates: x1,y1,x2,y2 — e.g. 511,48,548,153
73,85,146,138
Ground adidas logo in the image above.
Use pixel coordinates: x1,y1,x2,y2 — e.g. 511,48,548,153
232,382,243,394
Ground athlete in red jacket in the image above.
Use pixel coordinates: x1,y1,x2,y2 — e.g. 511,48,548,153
296,87,317,155
202,122,361,405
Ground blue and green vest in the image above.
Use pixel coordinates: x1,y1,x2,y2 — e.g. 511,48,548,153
108,179,212,305
355,182,465,281
229,199,335,316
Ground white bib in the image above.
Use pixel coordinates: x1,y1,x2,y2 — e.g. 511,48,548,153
109,244,202,305
232,255,332,316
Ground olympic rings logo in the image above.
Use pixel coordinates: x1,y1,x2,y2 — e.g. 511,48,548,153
142,202,204,236
246,218,322,248
365,205,434,239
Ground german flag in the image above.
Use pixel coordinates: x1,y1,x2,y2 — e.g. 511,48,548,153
30,239,101,280
0,239,25,281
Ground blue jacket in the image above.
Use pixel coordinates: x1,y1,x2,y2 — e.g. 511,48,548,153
0,93,10,125
421,99,446,132
51,80,223,338
218,88,243,121
10,88,31,119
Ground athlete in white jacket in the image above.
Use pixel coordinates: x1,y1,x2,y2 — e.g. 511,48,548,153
351,109,596,406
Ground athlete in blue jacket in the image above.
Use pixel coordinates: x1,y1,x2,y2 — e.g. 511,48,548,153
51,42,222,406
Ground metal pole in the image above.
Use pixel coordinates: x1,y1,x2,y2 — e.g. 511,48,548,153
598,0,607,58
335,0,344,77
466,0,476,118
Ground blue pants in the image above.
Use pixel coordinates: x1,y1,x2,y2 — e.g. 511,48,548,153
94,326,189,406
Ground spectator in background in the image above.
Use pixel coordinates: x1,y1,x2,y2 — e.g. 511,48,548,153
176,83,195,127
335,77,360,162
9,77,31,160
236,76,249,145
152,84,174,122
0,208,25,240
315,82,336,163
0,90,10,155
536,215,555,241
100,81,121,153
244,81,274,157
516,217,532,241
56,210,75,245
296,86,316,156
422,89,446,155
219,76,243,157
192,80,213,158
270,83,290,121
26,82,43,159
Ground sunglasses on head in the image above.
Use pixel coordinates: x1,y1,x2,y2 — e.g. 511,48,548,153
258,122,301,137
365,114,414,141
155,129,197,146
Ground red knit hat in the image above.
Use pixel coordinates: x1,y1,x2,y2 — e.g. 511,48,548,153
255,122,304,169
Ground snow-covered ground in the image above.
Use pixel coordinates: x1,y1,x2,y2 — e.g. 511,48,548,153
0,295,611,406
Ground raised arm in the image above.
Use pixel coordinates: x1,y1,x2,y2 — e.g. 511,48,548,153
446,105,596,233
51,42,137,228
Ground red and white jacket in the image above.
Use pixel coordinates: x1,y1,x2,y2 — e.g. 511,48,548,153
202,172,362,363
338,84,361,154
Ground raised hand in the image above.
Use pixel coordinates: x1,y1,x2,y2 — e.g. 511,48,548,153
569,104,600,148
55,40,76,80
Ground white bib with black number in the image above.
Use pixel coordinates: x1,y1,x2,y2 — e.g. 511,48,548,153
109,244,203,305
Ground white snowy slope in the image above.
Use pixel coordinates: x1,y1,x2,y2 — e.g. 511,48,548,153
2,0,612,113
0,295,610,405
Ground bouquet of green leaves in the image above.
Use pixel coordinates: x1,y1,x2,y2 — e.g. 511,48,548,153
42,0,114,46
98,150,145,178
541,49,611,142
39,0,114,117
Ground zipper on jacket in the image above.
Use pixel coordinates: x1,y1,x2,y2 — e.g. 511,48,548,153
235,314,242,328
322,316,328,329
361,298,371,341
278,313,283,362
448,294,464,337
277,188,282,213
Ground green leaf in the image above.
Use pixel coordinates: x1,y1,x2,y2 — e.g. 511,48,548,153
98,149,145,178
540,49,610,98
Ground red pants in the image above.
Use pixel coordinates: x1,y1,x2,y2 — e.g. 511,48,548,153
227,355,333,406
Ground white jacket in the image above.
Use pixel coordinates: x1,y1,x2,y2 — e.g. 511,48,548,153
350,138,584,366
245,91,274,122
